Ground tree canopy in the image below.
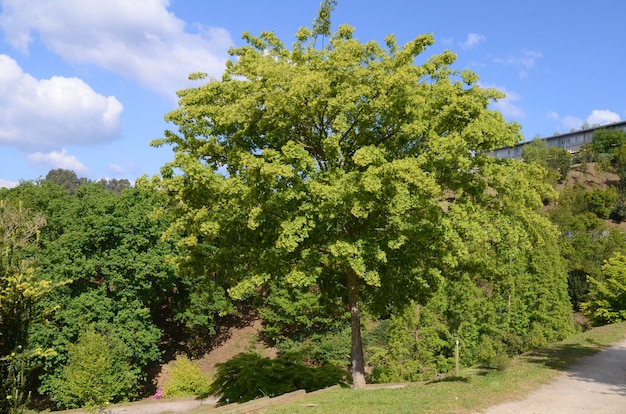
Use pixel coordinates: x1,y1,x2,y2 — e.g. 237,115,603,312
153,13,566,388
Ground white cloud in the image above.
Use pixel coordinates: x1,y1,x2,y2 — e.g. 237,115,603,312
0,178,18,188
0,55,123,151
482,83,524,118
460,33,486,50
493,49,542,78
27,149,88,173
107,163,125,175
586,109,621,126
548,109,621,131
561,115,584,131
0,0,234,98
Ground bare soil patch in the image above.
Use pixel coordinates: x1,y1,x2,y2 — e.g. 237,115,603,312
154,318,276,389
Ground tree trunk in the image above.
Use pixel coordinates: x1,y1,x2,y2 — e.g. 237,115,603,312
347,267,366,389
413,303,421,342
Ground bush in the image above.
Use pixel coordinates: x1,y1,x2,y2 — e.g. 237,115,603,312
585,187,618,219
477,334,508,370
581,253,626,325
209,352,347,405
277,327,351,366
162,355,212,398
46,329,136,411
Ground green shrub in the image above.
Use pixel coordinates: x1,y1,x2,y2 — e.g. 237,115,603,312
46,329,136,411
477,334,508,370
209,352,347,405
162,355,212,398
581,252,626,325
585,187,618,219
277,327,351,366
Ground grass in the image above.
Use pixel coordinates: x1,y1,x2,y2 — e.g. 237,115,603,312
252,321,626,414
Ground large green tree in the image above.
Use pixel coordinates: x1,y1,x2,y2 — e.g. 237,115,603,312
153,11,558,388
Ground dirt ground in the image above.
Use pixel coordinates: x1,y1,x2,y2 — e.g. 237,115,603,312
480,338,626,413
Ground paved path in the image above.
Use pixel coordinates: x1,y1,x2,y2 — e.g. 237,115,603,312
482,339,626,413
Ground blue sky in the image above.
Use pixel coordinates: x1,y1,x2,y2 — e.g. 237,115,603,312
1,0,624,188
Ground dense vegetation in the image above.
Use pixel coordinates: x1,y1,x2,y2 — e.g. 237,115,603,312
2,4,626,411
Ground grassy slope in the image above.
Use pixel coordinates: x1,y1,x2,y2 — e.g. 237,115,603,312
258,322,626,414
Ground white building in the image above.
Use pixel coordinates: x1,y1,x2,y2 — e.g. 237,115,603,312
490,120,626,159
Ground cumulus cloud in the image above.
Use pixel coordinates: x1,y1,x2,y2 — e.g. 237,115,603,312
549,109,621,132
0,55,123,151
0,178,18,189
27,149,89,173
493,49,542,78
460,33,486,50
482,83,524,118
0,0,234,98
586,109,621,126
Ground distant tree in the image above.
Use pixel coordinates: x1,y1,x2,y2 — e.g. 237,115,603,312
590,129,626,155
45,169,88,194
547,184,626,310
522,140,571,182
585,187,618,219
546,147,571,181
97,178,132,194
153,6,562,388
521,139,549,166
613,144,626,195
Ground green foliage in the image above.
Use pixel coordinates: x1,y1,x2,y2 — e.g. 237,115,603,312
585,187,618,219
259,278,347,343
312,0,337,38
44,169,86,195
613,144,626,196
368,302,453,383
476,334,508,370
162,355,212,398
547,147,572,181
0,199,67,413
2,182,203,407
610,196,626,223
591,128,626,155
278,326,351,367
153,4,559,387
521,139,549,165
581,253,626,325
546,182,626,310
209,353,348,405
47,329,136,411
521,139,571,183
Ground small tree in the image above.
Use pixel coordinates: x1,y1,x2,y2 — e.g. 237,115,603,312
0,200,67,413
47,329,136,411
591,129,626,155
581,253,626,325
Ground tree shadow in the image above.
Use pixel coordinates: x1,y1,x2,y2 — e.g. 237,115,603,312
524,340,626,396
427,375,470,384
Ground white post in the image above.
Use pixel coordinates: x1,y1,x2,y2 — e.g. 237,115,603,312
455,339,459,376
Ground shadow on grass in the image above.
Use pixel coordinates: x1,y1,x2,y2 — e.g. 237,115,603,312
426,375,470,385
524,340,601,371
524,339,626,395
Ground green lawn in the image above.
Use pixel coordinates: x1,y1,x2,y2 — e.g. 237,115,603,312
258,321,626,414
